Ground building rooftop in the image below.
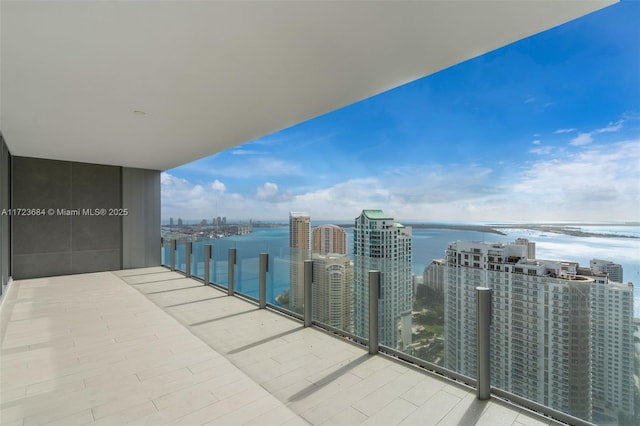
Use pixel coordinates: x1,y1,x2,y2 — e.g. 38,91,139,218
361,210,393,220
0,268,559,425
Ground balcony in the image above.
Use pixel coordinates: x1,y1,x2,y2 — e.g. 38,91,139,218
1,268,556,425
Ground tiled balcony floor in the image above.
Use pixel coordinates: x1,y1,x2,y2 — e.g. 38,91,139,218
0,268,558,425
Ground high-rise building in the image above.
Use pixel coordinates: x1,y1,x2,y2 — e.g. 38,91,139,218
312,224,347,255
444,240,634,422
312,253,353,332
353,209,412,350
169,217,174,227
311,224,352,331
586,270,635,423
289,212,311,312
590,258,624,283
513,237,536,259
423,259,445,292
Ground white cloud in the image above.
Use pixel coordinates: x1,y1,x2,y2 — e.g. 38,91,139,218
162,140,640,222
231,149,260,155
570,133,594,146
566,118,625,147
257,182,277,199
554,128,576,134
594,119,624,134
529,146,553,155
210,180,226,192
509,140,640,220
532,140,541,145
215,158,301,178
256,182,294,202
181,157,302,178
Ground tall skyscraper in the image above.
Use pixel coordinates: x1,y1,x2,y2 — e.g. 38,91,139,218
590,258,624,283
423,259,445,292
312,253,353,332
444,241,591,419
289,212,311,312
313,224,347,255
586,269,634,423
513,237,536,259
444,240,634,423
353,209,412,350
311,224,352,331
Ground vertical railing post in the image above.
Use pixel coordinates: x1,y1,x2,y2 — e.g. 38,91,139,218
203,245,212,285
304,260,313,327
259,253,268,309
170,239,177,271
369,270,380,355
185,242,192,278
228,248,236,296
477,287,492,400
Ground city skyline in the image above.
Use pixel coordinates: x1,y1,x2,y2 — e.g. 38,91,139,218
162,1,639,222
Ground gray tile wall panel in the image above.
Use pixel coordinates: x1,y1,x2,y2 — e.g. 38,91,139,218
13,253,72,279
1,135,9,289
122,168,160,268
12,157,72,256
72,249,122,274
12,157,127,279
71,163,122,251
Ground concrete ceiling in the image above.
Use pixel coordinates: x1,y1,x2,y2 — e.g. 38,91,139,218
1,1,616,171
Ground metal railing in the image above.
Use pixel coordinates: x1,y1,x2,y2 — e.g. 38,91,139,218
160,239,595,426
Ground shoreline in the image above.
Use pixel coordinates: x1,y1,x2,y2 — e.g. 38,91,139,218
339,223,638,239
251,222,639,239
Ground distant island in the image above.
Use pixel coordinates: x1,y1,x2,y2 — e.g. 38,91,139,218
339,222,639,239
490,223,639,239
249,221,639,239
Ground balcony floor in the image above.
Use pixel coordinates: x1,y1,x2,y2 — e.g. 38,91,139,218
1,268,557,425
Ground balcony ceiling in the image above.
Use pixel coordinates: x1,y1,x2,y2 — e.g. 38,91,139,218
1,1,615,171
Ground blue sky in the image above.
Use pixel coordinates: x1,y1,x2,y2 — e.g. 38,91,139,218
163,1,639,222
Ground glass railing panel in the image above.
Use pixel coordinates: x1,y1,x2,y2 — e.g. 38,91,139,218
161,240,171,267
233,237,265,300
190,240,207,279
269,251,297,315
175,242,186,273
375,271,449,371
272,247,306,316
487,275,636,426
310,253,354,336
160,221,638,425
210,239,234,288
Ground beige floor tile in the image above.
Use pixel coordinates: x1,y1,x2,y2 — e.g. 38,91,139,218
361,397,418,425
400,377,447,406
474,399,521,426
514,409,555,426
1,269,551,426
351,370,423,417
399,389,463,425
202,394,281,425
90,401,158,426
245,403,303,425
320,406,369,425
43,408,94,426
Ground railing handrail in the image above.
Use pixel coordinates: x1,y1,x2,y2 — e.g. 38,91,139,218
159,239,599,426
